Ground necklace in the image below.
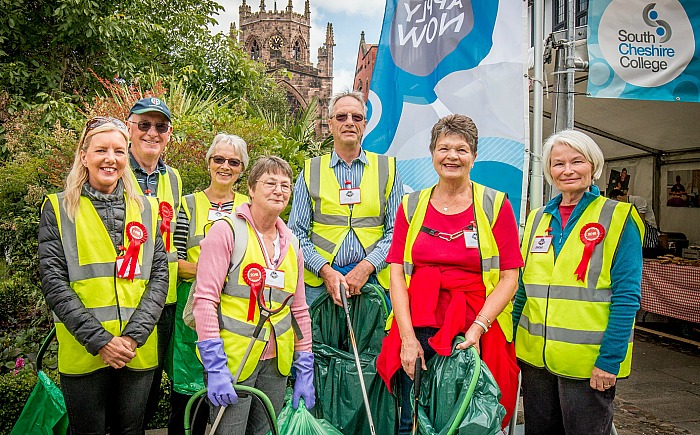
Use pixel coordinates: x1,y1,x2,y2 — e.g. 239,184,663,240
439,196,458,212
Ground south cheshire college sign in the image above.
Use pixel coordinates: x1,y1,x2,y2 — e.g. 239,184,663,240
587,0,700,102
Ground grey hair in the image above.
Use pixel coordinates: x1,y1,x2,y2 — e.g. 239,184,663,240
247,156,293,190
542,130,605,185
328,90,367,117
206,133,250,169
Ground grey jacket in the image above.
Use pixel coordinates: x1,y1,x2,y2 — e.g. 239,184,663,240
38,182,169,356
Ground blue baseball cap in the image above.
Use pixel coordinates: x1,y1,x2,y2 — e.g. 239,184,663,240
129,97,171,121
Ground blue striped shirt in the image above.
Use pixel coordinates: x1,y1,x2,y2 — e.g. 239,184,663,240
288,150,404,277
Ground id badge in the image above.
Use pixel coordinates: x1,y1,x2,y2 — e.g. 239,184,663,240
463,230,479,248
116,256,141,277
208,208,229,222
339,188,361,205
264,268,285,289
531,236,553,253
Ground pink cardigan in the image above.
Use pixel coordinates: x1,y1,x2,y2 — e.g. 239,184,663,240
193,203,312,358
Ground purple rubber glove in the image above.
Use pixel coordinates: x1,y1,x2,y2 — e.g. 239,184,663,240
196,338,237,407
292,351,315,409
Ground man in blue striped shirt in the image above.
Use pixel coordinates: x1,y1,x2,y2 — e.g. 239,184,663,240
289,91,403,307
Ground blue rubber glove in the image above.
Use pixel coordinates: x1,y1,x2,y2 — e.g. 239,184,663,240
292,351,315,409
197,338,237,407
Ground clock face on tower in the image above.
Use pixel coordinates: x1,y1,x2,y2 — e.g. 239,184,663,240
269,35,283,50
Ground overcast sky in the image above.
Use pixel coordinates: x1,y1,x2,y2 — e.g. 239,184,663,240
210,0,386,92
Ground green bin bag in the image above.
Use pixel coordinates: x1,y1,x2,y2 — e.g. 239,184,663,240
416,342,505,435
272,393,343,435
11,328,68,435
310,283,397,435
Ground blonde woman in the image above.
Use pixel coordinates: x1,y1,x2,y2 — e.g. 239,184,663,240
39,117,169,434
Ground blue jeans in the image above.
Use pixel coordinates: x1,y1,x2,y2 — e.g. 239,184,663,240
520,362,615,435
398,327,439,435
61,367,154,435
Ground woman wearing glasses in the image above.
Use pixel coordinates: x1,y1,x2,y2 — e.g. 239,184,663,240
192,157,315,434
38,117,169,434
169,133,250,434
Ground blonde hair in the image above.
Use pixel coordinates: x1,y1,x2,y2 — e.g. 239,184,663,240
542,130,605,186
63,119,143,221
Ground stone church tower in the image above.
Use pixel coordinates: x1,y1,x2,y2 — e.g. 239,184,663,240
235,0,334,136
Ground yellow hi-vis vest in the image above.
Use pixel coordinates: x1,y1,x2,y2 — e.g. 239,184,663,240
130,166,182,304
303,151,395,288
401,182,514,341
47,192,160,375
217,217,299,382
181,191,249,281
516,197,644,378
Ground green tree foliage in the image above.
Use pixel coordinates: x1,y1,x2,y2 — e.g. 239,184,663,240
0,0,275,108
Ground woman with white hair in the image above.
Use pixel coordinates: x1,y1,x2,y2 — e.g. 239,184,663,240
39,117,169,433
513,130,644,434
169,133,250,434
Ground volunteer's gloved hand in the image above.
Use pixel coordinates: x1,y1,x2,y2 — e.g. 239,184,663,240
197,338,237,407
292,351,315,409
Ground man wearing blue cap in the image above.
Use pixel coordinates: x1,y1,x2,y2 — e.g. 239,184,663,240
127,97,183,431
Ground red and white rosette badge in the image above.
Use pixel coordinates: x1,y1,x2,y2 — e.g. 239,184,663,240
159,202,174,251
574,223,605,281
243,263,266,321
118,222,148,281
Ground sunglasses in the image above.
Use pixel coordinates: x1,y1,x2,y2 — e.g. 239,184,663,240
80,116,128,148
210,156,243,167
127,120,170,134
332,113,365,123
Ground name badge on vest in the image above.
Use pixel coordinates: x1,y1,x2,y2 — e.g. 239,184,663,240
116,256,141,277
531,236,553,253
208,208,230,222
463,230,478,248
339,188,361,205
264,268,285,289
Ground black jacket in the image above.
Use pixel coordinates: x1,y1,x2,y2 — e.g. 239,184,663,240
38,182,169,356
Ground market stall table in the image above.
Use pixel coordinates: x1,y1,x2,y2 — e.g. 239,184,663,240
641,259,700,324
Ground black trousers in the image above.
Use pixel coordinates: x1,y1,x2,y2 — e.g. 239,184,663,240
168,391,208,435
398,327,439,435
520,362,616,435
61,367,154,435
142,303,176,429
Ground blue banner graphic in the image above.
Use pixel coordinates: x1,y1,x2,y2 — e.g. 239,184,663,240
363,0,529,222
588,0,700,102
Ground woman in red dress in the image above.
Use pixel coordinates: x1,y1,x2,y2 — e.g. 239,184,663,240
377,114,523,433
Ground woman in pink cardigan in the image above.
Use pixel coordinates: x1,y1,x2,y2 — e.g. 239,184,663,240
192,156,314,434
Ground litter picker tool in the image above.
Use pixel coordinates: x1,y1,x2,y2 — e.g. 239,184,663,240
411,356,423,435
209,266,293,434
340,283,376,435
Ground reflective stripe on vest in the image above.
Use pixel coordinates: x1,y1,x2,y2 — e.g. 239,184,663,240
217,217,299,382
516,197,644,378
302,151,395,288
182,191,249,281
401,182,514,341
130,166,182,304
47,192,159,375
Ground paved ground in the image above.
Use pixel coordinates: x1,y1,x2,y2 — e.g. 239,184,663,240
149,328,700,435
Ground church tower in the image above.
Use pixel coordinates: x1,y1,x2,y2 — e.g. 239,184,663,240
238,0,334,136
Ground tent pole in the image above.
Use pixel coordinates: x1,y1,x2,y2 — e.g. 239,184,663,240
530,0,545,209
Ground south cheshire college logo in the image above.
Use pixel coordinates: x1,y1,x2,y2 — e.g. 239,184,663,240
598,0,694,87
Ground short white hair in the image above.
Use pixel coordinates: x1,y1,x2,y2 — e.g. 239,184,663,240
542,130,604,186
206,133,250,169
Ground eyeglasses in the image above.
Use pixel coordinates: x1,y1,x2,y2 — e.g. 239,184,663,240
332,113,365,123
257,180,292,193
210,156,243,167
80,116,128,148
127,120,171,134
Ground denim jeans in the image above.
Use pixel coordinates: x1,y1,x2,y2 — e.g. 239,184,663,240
143,302,176,428
61,367,154,435
520,362,616,435
398,327,439,435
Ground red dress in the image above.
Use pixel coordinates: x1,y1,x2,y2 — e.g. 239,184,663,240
379,199,524,428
